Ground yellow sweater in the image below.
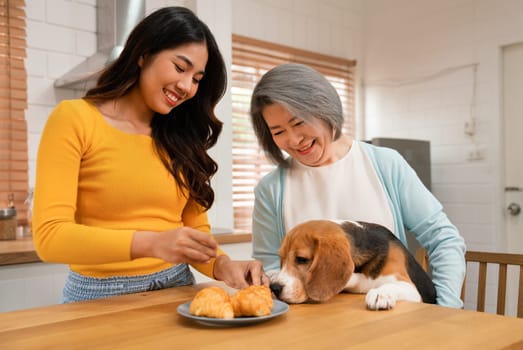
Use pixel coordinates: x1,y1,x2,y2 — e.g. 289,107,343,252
33,99,224,278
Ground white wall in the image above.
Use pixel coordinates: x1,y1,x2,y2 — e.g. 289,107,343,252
362,0,523,252
196,0,234,229
362,0,523,315
231,0,362,60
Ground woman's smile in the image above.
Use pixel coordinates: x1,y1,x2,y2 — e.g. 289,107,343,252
295,140,315,155
163,88,182,107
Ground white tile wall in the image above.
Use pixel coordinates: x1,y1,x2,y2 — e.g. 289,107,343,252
231,0,363,62
362,0,523,314
196,0,234,229
362,0,523,252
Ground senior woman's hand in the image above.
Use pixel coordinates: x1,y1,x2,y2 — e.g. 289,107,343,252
213,255,270,289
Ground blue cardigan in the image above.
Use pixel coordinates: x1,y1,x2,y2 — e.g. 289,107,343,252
252,141,466,308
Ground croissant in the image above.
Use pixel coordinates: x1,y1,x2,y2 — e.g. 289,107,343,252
189,286,234,319
231,285,274,317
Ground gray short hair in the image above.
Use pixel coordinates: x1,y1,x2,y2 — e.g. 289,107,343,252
250,63,344,167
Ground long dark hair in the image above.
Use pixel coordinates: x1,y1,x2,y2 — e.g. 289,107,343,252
84,7,227,210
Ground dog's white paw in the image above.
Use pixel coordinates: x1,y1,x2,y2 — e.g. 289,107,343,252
365,288,397,310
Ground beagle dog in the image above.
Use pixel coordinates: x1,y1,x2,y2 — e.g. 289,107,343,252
269,220,437,310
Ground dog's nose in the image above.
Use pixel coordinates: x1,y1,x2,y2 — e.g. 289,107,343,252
270,282,283,297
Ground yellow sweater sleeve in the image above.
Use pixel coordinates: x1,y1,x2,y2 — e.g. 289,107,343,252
33,99,226,278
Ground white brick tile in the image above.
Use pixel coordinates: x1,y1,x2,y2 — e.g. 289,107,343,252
47,52,89,79
75,30,97,57
79,0,96,6
290,15,306,49
26,0,46,21
304,18,320,53
292,0,320,17
445,203,492,225
26,48,47,77
432,163,493,184
440,84,473,108
46,0,96,31
27,20,76,54
318,3,343,23
27,76,57,105
264,0,292,10
27,133,41,165
457,223,495,246
432,185,493,204
317,20,332,54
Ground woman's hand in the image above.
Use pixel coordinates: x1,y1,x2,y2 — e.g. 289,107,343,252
131,227,218,264
213,255,270,289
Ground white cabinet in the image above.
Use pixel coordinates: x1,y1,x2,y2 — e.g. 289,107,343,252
0,263,68,312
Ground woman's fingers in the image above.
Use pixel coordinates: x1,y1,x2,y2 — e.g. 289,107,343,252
184,230,217,259
247,261,270,286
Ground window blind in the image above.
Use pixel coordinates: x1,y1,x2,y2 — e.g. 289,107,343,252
0,0,28,223
231,34,356,231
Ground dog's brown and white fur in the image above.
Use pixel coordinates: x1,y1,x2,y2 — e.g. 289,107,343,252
270,220,436,310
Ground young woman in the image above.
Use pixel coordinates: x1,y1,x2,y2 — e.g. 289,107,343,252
33,7,267,303
249,63,466,308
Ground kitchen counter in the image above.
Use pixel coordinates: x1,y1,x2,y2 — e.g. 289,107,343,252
1,281,523,349
0,232,252,266
0,237,40,265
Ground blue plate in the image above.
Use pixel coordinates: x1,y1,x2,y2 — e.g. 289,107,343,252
177,299,289,327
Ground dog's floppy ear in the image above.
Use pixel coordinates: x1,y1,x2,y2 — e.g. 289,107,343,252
305,233,354,302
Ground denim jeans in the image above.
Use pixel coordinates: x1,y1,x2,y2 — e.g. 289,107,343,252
61,263,195,303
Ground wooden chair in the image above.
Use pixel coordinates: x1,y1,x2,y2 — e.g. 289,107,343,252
415,248,523,317
415,247,429,272
463,251,523,318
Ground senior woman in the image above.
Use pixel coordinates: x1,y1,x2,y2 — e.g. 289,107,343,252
249,63,466,308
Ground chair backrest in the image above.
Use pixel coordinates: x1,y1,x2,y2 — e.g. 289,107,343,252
415,248,523,318
463,251,523,318
415,247,429,272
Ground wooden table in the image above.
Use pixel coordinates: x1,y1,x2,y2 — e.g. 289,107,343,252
1,282,522,350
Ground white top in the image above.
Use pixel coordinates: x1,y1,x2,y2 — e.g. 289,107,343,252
283,141,395,233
